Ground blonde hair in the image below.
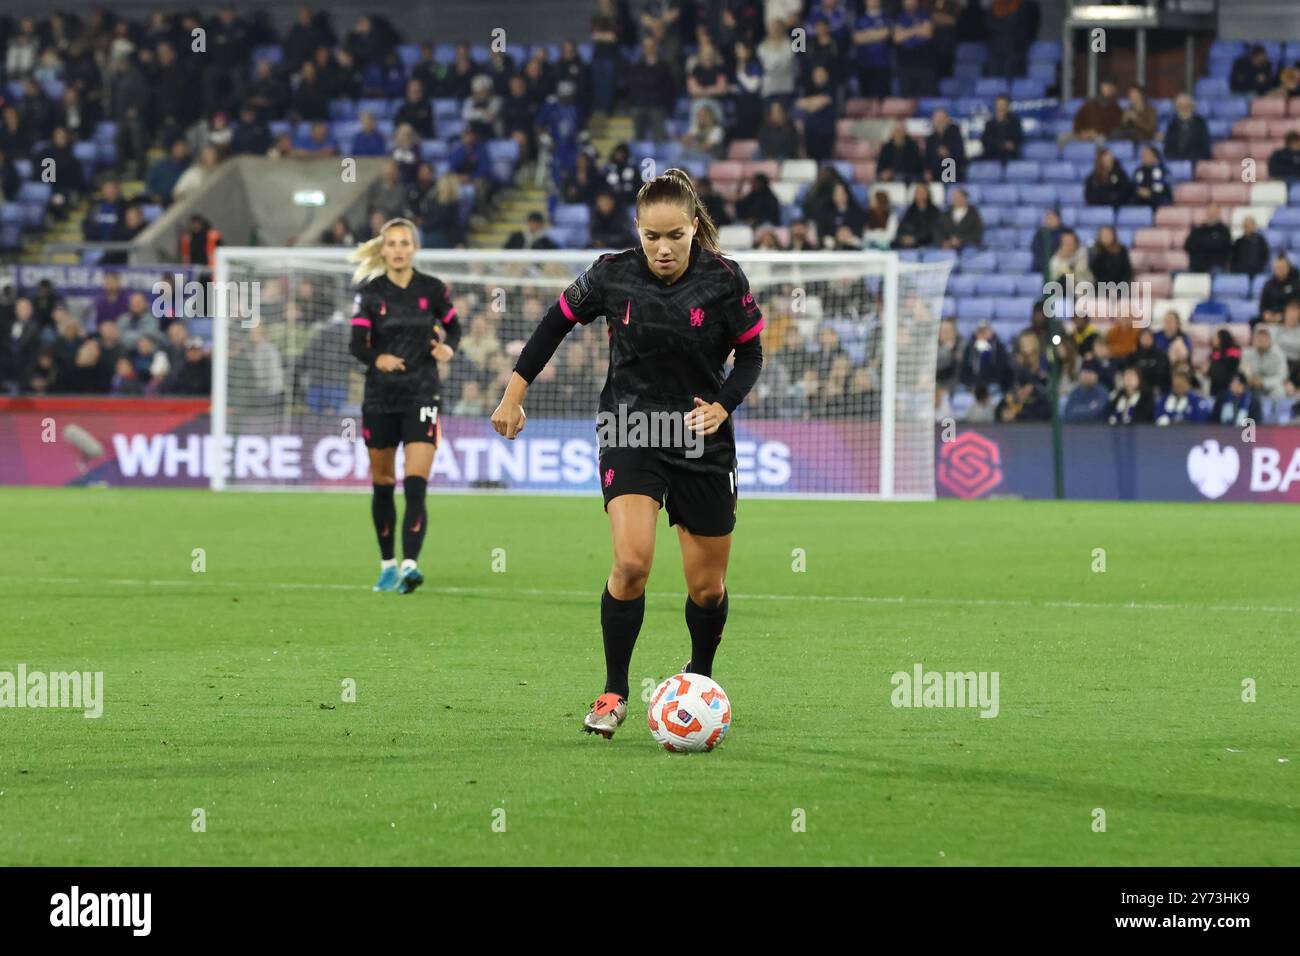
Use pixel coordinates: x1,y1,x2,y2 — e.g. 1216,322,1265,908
636,167,722,254
349,217,419,285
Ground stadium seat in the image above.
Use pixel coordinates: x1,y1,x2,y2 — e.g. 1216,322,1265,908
1231,205,1274,230
1023,141,1059,162
1195,77,1230,99
968,161,1004,182
718,224,753,249
1172,273,1212,300
1041,162,1077,183
1251,182,1288,206
1135,228,1175,249
1212,274,1251,299
1005,160,1040,182
1138,273,1172,298
957,297,995,321
1251,98,1287,118
1209,182,1250,204
1174,182,1211,204
1155,206,1193,228
1116,207,1153,228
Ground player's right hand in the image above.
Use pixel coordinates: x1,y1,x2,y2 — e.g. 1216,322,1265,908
491,400,526,439
375,354,406,372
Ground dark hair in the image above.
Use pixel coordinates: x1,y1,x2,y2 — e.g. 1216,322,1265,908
635,167,722,254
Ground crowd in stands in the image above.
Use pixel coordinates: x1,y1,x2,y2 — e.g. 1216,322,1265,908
4,2,1300,427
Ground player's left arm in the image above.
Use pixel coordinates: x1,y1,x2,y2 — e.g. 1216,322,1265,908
686,267,765,435
430,279,460,360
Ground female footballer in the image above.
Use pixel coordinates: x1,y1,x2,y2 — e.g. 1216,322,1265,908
349,217,461,594
490,168,764,738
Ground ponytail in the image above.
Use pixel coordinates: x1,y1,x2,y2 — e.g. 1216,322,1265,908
636,167,723,254
348,217,420,285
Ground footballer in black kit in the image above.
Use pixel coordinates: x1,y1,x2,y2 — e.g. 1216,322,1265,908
491,169,763,740
348,218,461,595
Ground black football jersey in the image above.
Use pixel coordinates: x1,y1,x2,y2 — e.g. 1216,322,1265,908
351,271,461,412
559,240,765,472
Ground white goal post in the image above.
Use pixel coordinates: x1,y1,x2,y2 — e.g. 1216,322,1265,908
210,247,952,498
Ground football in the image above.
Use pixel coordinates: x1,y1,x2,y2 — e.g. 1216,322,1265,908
646,674,731,753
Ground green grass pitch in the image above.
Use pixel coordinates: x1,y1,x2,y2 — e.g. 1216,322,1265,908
0,486,1296,866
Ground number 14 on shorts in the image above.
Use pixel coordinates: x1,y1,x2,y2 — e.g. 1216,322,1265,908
419,407,438,424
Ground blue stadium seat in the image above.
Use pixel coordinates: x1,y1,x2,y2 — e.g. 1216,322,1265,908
1209,99,1249,120
1011,78,1047,99
986,228,1018,249
968,161,1004,182
1213,274,1251,299
1269,208,1300,229
1023,141,1058,162
954,62,983,82
948,274,980,296
434,43,458,64
1002,251,1032,272
981,275,1018,296
939,78,965,98
1016,274,1046,296
897,249,922,262
1252,273,1272,297
1210,40,1245,59
980,206,1002,227
397,44,422,67
17,181,51,203
1191,301,1230,323
956,43,989,63
1061,141,1096,164
982,183,1017,204
1207,119,1230,139
953,97,986,117
1207,60,1232,79
1117,207,1152,228
922,249,959,264
1017,184,1055,207
960,251,999,273
994,297,1035,322
1195,77,1230,98
1005,160,1040,182
1041,162,1076,183
1265,229,1287,251
975,78,1009,98
1028,41,1062,63
1290,184,1300,206
1009,207,1046,227
957,297,995,320
1227,299,1257,322
1167,160,1193,182
1028,62,1057,85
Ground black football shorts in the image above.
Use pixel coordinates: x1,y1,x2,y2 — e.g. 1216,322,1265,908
363,402,441,449
598,446,738,537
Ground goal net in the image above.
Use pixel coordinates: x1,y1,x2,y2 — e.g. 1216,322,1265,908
211,248,952,498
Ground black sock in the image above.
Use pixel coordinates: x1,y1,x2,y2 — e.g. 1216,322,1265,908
601,585,645,699
371,483,396,561
402,476,428,562
685,590,728,678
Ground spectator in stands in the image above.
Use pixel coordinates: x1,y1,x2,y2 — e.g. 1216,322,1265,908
1207,328,1242,396
924,109,966,183
852,0,892,98
1132,145,1171,208
1011,330,1047,385
1231,216,1270,275
1153,310,1191,355
367,160,410,222
863,189,897,249
229,105,271,156
110,354,144,396
246,59,290,124
1184,204,1232,273
0,146,18,203
802,166,850,226
795,65,837,161
1087,338,1117,389
960,319,1012,390
419,174,466,248
1161,94,1210,162
83,181,128,244
893,0,935,96
62,337,114,394
1030,209,1064,275
0,106,29,156
462,76,501,141
323,217,356,246
1267,131,1300,182
686,36,730,122
1116,86,1157,142
1259,253,1300,323
146,140,191,205
1241,325,1291,400
290,61,330,123
757,100,800,160
108,55,150,179
5,18,40,79
936,317,963,391
1126,328,1171,394
1275,300,1300,387
1088,226,1133,284
1155,370,1210,425
180,214,221,268
731,41,765,139
116,292,161,352
985,0,1035,80
1106,311,1140,360
507,212,558,251
1064,364,1111,422
695,177,732,227
960,383,997,423
814,182,868,249
589,189,634,248
1106,366,1153,424
1071,310,1101,358
293,121,339,159
562,152,601,207
626,37,676,141
997,367,1050,422
173,146,221,203
895,184,943,249
94,318,125,372
1230,44,1274,96
736,172,782,228
758,16,798,103
680,103,726,160
346,111,386,158
601,143,639,205
1048,231,1091,283
90,273,129,333
1213,371,1261,426
877,121,924,183
940,187,983,250
165,337,212,395
1066,80,1122,144
390,123,422,183
981,95,1023,164
448,128,492,206
1269,66,1300,99
590,2,622,112
1084,148,1132,208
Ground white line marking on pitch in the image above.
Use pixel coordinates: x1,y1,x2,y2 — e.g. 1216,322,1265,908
4,575,1297,615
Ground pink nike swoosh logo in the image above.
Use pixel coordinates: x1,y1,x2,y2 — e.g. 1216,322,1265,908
623,301,630,325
